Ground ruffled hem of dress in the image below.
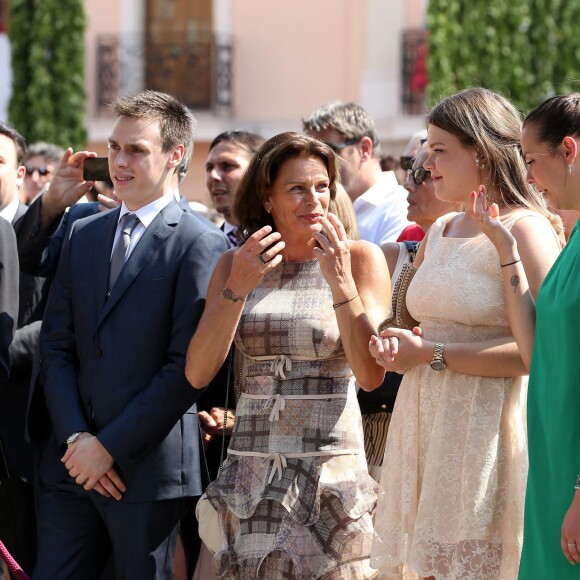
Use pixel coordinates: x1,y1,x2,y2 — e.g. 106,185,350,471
205,453,377,524
212,492,378,579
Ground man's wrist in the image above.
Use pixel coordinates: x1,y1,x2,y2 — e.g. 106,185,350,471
65,431,89,447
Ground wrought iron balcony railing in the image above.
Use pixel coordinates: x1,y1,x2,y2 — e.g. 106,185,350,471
402,29,428,115
95,33,232,115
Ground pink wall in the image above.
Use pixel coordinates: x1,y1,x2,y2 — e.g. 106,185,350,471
231,0,367,122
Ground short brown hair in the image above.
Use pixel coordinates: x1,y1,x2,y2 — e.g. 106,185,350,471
233,132,339,240
110,90,196,155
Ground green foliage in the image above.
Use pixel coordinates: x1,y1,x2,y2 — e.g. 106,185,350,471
426,0,580,114
8,0,87,149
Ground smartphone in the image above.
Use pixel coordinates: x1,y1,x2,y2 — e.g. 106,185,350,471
83,157,110,181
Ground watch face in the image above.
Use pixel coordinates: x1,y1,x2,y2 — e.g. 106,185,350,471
430,360,446,371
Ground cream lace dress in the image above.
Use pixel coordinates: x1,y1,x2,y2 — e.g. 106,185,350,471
371,212,532,580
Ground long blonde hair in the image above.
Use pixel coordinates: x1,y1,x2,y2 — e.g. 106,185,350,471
427,88,563,240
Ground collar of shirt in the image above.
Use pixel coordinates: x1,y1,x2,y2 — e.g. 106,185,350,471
112,190,175,260
0,195,20,223
353,171,400,209
117,189,175,229
222,219,236,236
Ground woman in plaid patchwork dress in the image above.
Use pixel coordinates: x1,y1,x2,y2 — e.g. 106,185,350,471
186,132,390,578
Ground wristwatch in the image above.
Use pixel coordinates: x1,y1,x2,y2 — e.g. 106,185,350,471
65,431,82,446
430,342,446,371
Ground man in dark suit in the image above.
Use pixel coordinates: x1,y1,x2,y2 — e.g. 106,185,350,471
34,90,228,579
0,217,19,580
0,122,48,576
0,218,18,387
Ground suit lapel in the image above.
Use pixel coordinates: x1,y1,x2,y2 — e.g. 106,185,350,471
95,201,183,329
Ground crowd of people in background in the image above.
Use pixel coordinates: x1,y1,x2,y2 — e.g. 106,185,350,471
0,87,579,580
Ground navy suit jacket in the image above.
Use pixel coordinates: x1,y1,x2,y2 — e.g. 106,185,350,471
38,200,228,501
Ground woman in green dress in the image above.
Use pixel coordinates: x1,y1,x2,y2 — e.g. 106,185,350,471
468,93,580,578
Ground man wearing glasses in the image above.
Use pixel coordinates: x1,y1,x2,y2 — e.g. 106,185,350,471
303,101,411,245
20,142,64,205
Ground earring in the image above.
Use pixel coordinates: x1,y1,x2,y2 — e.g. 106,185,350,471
569,164,573,175
265,206,271,213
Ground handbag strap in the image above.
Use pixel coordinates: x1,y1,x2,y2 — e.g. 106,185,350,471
217,350,243,475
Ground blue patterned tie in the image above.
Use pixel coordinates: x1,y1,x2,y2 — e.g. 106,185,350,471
108,213,139,294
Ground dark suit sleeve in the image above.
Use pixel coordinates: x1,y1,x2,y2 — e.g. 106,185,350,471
39,224,92,443
13,195,68,277
97,228,227,470
8,320,42,378
0,220,19,387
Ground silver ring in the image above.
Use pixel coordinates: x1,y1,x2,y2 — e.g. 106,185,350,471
258,254,267,264
568,543,577,548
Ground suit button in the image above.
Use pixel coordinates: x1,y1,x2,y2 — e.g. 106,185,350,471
381,404,387,410
95,347,103,357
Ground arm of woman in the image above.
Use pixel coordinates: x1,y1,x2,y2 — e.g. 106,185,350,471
185,226,284,388
315,214,390,391
467,188,561,369
374,330,525,377
381,241,401,277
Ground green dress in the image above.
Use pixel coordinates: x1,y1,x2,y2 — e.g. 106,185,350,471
519,222,580,579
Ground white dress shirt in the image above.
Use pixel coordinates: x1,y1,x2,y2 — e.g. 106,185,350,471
0,195,20,223
111,190,175,260
352,171,412,245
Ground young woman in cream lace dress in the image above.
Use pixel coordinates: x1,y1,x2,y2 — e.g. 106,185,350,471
369,88,561,580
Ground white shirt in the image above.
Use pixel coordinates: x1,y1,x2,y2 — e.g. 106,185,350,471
352,171,412,245
111,190,175,260
0,194,20,224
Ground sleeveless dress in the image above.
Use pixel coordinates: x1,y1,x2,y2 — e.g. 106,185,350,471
371,212,533,580
205,260,378,579
518,223,579,579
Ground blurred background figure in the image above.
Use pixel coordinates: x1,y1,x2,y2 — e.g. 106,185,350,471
19,142,64,206
205,130,264,246
303,101,411,246
399,129,428,174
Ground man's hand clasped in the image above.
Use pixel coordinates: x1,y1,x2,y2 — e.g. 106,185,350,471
62,433,125,500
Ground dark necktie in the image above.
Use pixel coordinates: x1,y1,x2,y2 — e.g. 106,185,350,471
108,213,139,293
226,229,238,247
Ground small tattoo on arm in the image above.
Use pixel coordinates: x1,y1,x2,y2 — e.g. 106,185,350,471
222,288,246,303
511,274,520,294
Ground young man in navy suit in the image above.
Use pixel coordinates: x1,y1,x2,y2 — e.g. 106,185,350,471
34,90,228,579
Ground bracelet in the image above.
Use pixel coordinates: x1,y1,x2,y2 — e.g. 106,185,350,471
500,258,521,268
333,294,359,310
575,474,580,490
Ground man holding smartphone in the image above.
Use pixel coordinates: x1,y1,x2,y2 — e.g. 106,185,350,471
32,90,227,579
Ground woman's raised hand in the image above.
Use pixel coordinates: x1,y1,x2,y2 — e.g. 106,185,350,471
313,213,354,292
466,185,517,257
227,225,285,298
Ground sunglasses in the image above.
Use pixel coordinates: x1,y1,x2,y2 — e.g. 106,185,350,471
400,156,415,171
406,167,431,185
25,165,51,177
324,137,360,154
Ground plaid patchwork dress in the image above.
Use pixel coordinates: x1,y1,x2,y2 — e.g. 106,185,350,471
205,260,378,579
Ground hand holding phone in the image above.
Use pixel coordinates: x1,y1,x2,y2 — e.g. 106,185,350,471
83,157,110,181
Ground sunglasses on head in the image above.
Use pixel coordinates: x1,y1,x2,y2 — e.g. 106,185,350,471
324,137,360,154
25,165,51,177
406,167,431,185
